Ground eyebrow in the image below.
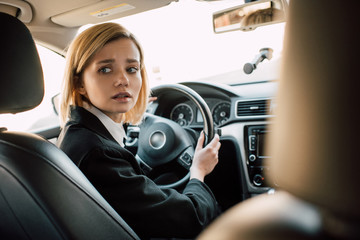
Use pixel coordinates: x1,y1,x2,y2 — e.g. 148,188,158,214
96,58,140,65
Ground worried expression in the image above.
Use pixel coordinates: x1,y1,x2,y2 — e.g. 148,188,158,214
79,38,142,123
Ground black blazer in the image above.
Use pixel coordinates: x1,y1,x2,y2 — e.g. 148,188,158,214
57,106,219,239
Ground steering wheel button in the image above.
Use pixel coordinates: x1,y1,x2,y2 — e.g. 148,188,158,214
180,152,192,165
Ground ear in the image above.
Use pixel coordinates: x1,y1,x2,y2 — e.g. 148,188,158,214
75,75,86,95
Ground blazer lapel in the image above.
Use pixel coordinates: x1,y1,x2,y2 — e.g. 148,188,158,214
69,105,117,143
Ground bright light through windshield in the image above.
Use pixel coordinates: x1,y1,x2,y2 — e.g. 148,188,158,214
1,0,285,132
82,0,285,86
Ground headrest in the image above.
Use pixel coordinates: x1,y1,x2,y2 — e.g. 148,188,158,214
0,13,44,114
267,0,360,219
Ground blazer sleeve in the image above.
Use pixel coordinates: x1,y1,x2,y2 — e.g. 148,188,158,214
80,145,219,239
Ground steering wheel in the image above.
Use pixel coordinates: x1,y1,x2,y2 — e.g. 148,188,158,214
135,84,214,189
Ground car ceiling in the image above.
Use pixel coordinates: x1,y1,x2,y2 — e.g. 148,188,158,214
0,0,177,54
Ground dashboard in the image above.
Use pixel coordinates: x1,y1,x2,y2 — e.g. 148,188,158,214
146,81,278,210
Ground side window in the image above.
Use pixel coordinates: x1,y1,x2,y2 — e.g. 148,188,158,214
0,45,64,132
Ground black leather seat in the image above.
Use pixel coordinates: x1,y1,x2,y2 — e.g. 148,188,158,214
0,12,140,240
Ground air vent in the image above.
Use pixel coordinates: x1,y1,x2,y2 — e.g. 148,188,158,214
236,99,271,117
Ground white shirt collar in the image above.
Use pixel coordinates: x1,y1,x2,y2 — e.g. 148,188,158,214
84,104,126,147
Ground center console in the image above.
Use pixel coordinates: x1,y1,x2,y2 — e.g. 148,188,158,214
244,125,272,188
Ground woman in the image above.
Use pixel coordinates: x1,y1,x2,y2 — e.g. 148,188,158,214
57,22,221,239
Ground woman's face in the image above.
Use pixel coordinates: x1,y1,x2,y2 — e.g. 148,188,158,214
79,38,142,123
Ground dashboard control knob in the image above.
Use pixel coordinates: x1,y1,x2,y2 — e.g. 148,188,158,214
249,154,256,162
253,174,264,187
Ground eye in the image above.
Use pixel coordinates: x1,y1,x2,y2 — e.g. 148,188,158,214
127,67,139,73
98,67,112,74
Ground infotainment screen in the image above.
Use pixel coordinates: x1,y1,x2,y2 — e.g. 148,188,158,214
257,132,267,158
247,125,270,159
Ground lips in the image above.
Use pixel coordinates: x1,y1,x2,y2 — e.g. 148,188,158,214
112,92,132,101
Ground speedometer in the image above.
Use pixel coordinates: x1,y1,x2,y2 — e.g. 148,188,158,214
170,103,194,126
213,102,231,126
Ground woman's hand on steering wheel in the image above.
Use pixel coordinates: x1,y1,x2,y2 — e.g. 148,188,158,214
190,131,221,182
136,83,216,189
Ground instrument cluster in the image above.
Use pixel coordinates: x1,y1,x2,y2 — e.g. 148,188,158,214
169,99,231,127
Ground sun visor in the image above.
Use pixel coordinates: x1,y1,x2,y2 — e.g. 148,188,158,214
51,0,176,27
0,0,32,22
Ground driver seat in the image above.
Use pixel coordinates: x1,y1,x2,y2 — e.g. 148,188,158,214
0,11,139,240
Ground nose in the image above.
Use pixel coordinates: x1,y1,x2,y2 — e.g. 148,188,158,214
114,70,129,87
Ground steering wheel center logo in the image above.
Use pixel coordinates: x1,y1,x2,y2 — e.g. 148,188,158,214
149,130,166,149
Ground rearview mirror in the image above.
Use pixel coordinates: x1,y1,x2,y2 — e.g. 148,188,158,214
213,0,287,33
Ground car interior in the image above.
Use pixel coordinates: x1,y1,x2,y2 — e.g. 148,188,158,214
0,0,359,239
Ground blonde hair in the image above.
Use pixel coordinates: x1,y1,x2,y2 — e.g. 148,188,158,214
60,22,149,127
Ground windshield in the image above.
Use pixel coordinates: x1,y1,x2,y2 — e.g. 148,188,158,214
88,0,285,86
0,0,285,132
